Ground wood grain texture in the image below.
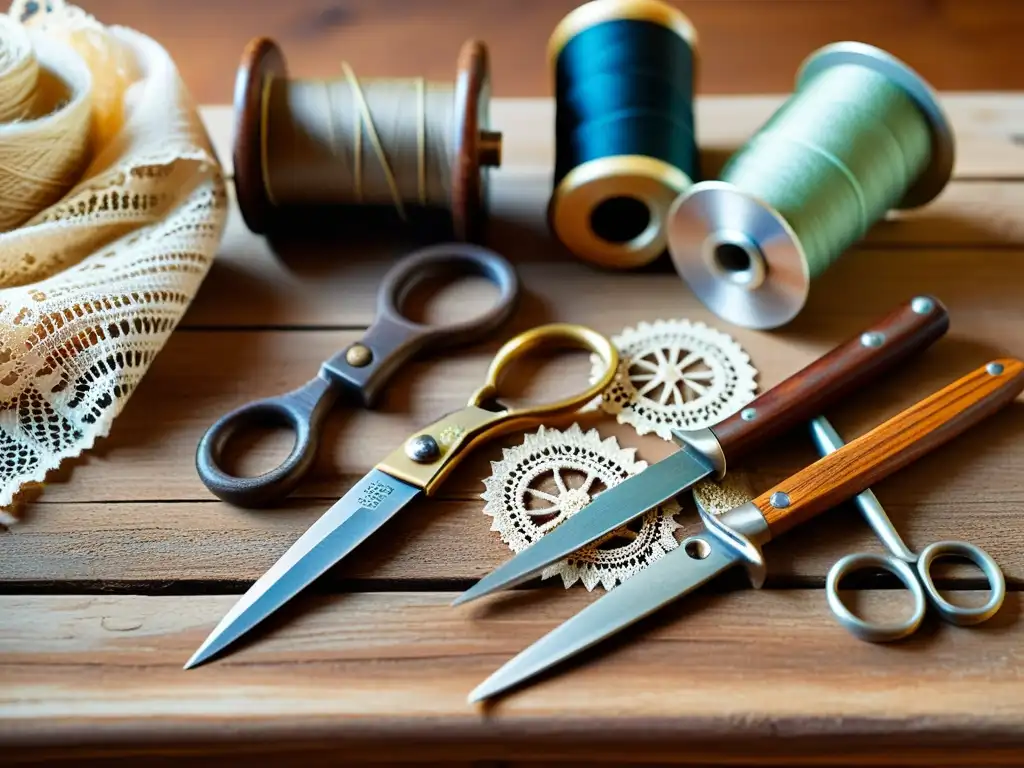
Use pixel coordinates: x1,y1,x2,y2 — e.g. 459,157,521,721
761,359,1024,536
77,0,1024,104
711,296,950,460
6,492,1024,588
9,318,1024,508
5,89,1024,763
4,591,1024,764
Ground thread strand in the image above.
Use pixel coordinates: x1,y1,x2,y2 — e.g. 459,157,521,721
341,61,406,221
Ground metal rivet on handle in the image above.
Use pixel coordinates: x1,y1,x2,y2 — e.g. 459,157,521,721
911,296,934,314
741,408,757,421
860,331,885,348
346,343,373,367
987,362,1005,376
405,434,440,463
770,491,791,509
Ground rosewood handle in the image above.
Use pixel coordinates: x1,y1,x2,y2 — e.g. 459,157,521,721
711,296,949,461
758,358,1024,538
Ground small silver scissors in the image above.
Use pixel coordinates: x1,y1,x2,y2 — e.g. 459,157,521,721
811,416,1006,642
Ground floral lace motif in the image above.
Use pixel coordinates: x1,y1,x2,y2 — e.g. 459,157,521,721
0,2,227,518
481,424,681,591
590,318,759,440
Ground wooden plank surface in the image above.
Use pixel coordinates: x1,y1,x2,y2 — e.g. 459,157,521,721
3,92,1024,764
79,0,1024,103
4,591,1024,765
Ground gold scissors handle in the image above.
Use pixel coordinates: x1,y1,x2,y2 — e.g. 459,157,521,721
377,322,619,494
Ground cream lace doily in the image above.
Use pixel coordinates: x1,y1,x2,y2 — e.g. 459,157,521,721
590,318,759,440
481,424,682,591
0,1,227,518
692,472,758,517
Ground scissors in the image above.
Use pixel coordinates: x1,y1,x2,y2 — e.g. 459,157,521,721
811,415,1006,642
187,251,620,668
196,243,524,508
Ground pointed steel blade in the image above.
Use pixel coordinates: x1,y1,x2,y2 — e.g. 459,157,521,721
185,469,420,669
453,445,715,606
469,534,742,702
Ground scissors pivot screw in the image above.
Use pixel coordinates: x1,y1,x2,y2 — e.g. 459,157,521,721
860,331,885,348
406,434,441,463
345,344,373,367
769,491,790,509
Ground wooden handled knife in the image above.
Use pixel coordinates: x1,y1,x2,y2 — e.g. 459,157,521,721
469,357,1024,702
454,295,950,606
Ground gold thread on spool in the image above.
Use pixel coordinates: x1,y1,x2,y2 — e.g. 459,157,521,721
667,42,955,330
233,37,501,241
548,0,700,269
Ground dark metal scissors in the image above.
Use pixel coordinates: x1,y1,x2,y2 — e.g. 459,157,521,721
196,243,522,508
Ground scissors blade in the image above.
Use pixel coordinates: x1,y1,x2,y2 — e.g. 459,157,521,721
184,468,420,669
453,444,715,606
469,535,743,702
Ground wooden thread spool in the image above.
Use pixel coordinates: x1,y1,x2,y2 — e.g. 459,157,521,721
232,37,503,241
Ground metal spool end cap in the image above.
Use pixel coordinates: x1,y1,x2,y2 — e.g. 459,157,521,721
550,156,693,270
666,181,810,330
796,41,955,210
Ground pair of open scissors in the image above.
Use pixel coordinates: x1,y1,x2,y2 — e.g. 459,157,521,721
811,415,1006,642
188,243,621,668
196,243,523,507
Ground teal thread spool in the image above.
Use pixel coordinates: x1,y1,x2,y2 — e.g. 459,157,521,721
667,42,955,329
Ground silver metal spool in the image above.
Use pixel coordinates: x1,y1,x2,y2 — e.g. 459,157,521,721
665,41,956,330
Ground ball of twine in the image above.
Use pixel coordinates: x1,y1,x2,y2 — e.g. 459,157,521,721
0,11,92,232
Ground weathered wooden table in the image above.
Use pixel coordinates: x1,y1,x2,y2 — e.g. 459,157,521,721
3,95,1024,765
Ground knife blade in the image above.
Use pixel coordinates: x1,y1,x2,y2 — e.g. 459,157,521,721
454,295,949,606
469,357,1024,702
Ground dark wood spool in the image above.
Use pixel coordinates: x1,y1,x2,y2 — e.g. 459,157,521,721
232,37,502,241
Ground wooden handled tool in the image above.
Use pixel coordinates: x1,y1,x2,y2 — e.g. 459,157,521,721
469,357,1024,702
455,294,951,606
710,295,949,460
760,358,1024,536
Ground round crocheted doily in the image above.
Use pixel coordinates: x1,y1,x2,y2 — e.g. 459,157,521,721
589,318,758,440
481,423,681,591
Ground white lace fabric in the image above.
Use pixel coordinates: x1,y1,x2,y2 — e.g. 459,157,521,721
482,424,682,591
590,318,759,440
0,2,227,519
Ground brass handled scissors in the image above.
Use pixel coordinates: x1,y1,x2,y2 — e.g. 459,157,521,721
811,415,1006,643
196,243,523,508
185,319,620,668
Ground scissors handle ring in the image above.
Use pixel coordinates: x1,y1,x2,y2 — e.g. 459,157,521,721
196,375,337,507
377,243,520,346
917,540,1006,626
826,552,927,643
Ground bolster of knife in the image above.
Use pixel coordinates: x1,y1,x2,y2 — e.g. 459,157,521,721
710,295,950,460
756,358,1024,538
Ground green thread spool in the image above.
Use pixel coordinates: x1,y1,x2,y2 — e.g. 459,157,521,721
667,42,955,329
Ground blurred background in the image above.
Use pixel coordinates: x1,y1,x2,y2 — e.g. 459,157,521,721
83,0,1024,102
